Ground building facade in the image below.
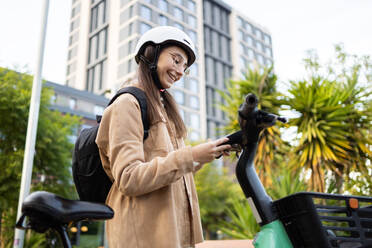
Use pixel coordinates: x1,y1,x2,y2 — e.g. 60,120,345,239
65,0,273,140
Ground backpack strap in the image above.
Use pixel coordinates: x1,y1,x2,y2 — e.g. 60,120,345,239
107,87,149,140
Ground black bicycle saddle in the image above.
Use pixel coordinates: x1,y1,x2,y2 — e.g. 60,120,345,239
16,191,114,233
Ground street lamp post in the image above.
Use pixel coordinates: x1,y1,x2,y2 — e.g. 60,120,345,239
13,1,50,247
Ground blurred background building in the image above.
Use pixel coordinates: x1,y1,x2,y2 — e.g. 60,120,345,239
65,0,273,140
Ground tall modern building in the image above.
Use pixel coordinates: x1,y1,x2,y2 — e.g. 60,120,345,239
66,0,273,140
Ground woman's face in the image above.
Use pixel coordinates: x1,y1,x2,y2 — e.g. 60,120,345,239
157,46,188,89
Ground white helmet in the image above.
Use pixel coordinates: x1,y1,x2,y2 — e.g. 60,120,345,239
135,26,196,67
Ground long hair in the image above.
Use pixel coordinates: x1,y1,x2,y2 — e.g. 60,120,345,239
137,45,187,139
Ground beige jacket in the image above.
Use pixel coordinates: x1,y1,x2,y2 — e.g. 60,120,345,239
96,92,204,248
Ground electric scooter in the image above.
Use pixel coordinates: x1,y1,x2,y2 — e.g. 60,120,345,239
223,93,372,248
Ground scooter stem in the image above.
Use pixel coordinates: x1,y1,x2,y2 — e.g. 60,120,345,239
236,142,277,225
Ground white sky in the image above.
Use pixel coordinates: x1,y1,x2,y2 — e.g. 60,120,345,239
1,0,371,85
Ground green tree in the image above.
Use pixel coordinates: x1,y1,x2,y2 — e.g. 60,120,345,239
285,45,372,193
194,162,241,239
219,65,289,187
0,68,80,247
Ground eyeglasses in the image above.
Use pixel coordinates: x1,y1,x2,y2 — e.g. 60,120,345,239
169,52,190,75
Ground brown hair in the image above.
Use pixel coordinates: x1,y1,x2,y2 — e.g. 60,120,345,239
137,45,187,139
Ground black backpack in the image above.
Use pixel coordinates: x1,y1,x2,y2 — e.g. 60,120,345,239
72,87,149,203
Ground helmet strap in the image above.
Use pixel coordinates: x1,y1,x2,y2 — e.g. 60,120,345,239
139,45,165,92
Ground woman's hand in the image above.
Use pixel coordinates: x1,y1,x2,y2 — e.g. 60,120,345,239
191,137,231,165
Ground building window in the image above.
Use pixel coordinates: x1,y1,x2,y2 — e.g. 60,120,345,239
189,131,200,141
140,22,152,34
187,0,196,12
237,17,244,28
189,63,198,76
264,34,271,44
247,48,254,59
94,105,105,115
174,7,184,21
190,113,200,129
179,108,185,121
240,57,246,71
188,78,198,92
188,30,197,44
90,0,106,32
177,77,185,88
86,59,107,92
239,43,245,55
174,0,183,5
190,96,199,109
188,14,197,29
159,14,168,25
256,41,264,53
174,22,184,31
174,90,185,105
140,5,152,21
88,27,107,64
238,30,245,42
246,23,253,33
257,54,265,65
159,0,168,12
247,35,254,47
69,98,77,109
265,47,272,57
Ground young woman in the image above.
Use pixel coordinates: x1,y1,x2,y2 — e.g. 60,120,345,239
96,26,231,248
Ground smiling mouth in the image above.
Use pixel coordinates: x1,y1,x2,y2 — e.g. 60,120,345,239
168,72,177,82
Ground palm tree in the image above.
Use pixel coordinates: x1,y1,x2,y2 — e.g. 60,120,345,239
286,45,372,193
219,65,288,187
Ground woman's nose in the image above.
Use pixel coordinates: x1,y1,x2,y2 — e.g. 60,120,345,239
175,66,184,77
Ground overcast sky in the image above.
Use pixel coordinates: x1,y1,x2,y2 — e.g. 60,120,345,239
1,0,371,85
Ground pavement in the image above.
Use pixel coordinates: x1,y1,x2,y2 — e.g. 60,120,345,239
196,240,253,248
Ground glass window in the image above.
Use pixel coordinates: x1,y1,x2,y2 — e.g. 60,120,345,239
264,34,271,44
247,48,254,59
246,23,253,33
94,105,104,115
187,0,196,12
179,108,185,121
267,59,273,67
188,14,197,29
238,30,245,41
159,0,168,12
237,17,244,28
174,90,185,105
257,54,264,65
239,43,245,55
190,113,200,129
140,22,152,34
189,131,200,141
247,35,253,47
240,57,246,70
174,23,184,31
188,78,198,92
190,96,199,109
256,41,264,52
140,5,152,21
174,7,184,21
188,30,197,44
265,47,272,57
69,98,77,109
159,14,168,25
177,77,185,88
189,63,198,76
